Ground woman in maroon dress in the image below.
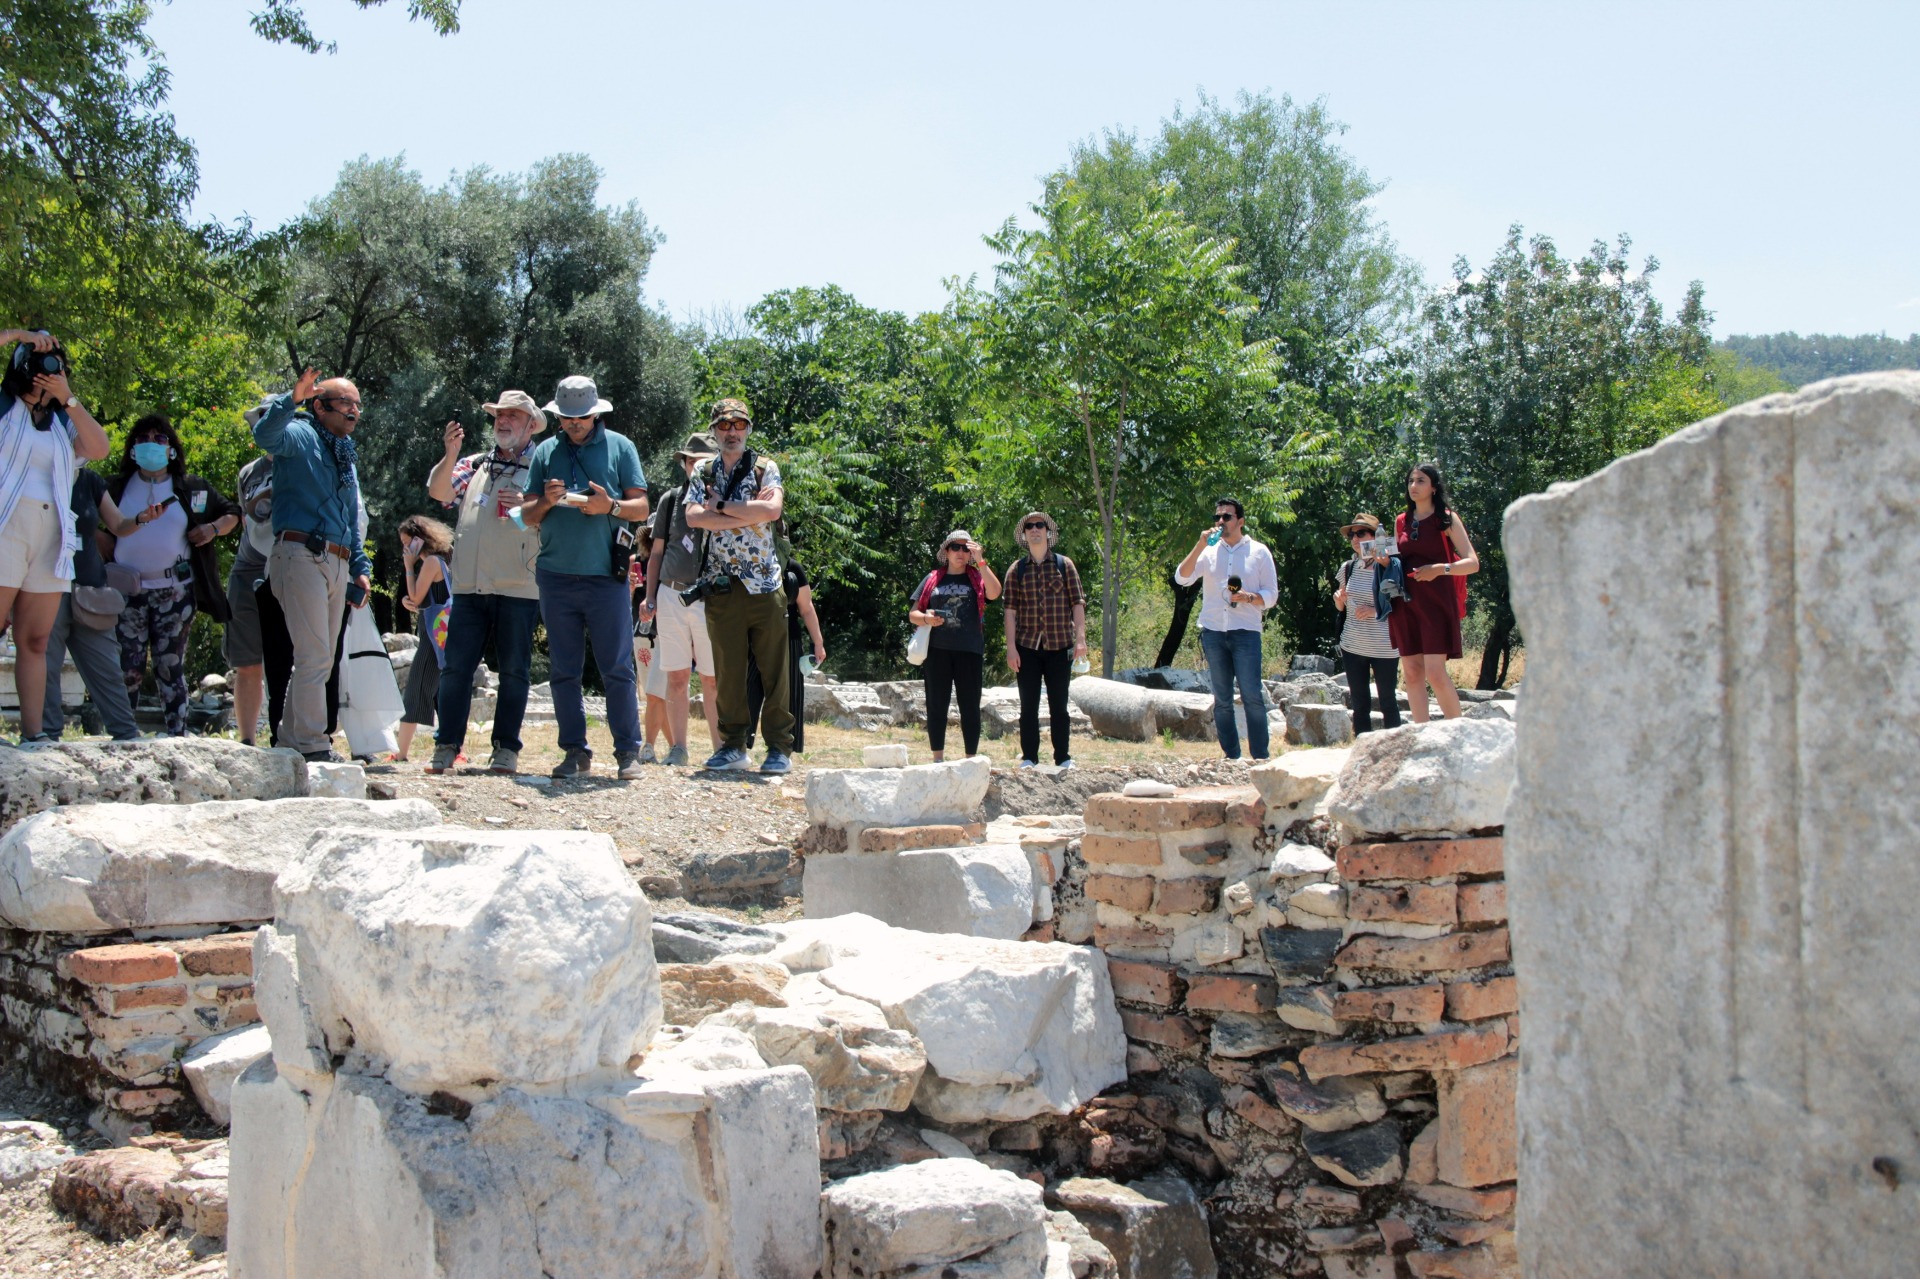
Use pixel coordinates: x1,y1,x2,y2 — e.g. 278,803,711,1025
1388,463,1479,722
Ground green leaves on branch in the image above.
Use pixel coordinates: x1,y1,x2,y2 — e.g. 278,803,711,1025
250,0,461,55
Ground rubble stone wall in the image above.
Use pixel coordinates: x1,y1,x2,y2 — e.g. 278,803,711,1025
0,926,258,1131
1079,786,1517,1279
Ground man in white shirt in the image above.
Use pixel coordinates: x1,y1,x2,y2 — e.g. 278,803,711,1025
1175,497,1279,759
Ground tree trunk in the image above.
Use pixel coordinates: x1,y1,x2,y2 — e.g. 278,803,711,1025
1477,613,1513,690
1155,571,1203,669
1100,515,1118,678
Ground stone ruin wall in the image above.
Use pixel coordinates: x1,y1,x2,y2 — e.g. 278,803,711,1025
1065,754,1518,1278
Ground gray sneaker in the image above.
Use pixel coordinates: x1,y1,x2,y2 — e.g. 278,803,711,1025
551,748,593,779
664,744,689,767
425,744,460,775
487,747,519,775
638,743,658,765
616,751,645,779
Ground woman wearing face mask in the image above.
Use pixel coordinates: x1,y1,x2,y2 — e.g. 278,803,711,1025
103,415,240,736
0,330,112,744
909,530,1001,761
394,514,455,763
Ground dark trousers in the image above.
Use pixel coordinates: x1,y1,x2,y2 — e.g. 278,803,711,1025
707,584,793,753
1016,643,1072,764
536,569,642,755
1343,646,1402,735
436,593,539,752
923,647,984,756
43,596,140,739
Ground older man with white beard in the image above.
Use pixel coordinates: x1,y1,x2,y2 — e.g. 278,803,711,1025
423,389,547,774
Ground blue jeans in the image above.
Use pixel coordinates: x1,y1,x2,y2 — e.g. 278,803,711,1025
536,569,641,755
436,593,540,752
1201,627,1269,759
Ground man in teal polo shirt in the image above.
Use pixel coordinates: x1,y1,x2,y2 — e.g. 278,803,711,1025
516,375,648,779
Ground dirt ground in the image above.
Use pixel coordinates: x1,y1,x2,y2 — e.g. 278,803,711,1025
1,717,1252,1273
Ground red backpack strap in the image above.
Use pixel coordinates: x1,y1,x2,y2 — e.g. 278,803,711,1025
966,566,987,617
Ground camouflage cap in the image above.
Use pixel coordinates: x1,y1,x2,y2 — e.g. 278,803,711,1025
676,431,719,460
709,398,752,427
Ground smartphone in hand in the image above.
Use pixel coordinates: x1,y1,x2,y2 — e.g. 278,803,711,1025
345,581,368,607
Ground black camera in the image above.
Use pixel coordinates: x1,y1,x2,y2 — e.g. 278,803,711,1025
9,336,65,379
680,577,732,606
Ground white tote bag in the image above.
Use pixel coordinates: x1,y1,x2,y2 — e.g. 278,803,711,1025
906,622,932,666
336,604,403,759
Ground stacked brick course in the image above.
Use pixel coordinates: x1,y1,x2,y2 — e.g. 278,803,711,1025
0,926,259,1132
1073,786,1517,1278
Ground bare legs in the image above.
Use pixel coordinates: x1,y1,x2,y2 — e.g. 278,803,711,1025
234,663,264,745
2,589,62,737
1399,653,1463,722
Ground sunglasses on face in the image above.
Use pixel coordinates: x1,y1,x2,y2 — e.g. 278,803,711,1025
1216,513,1238,523
1351,530,1375,539
1023,522,1049,531
945,543,969,552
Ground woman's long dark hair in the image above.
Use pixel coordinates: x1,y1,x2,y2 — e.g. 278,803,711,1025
1405,461,1453,531
117,414,189,488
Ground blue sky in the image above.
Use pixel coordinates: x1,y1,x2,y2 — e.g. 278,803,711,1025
149,0,1919,338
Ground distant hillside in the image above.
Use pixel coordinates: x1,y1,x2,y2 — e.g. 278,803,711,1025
1718,332,1920,389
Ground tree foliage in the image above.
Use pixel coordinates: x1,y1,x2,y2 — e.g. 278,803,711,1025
958,181,1283,676
250,0,461,54
1715,331,1920,389
1417,227,1711,686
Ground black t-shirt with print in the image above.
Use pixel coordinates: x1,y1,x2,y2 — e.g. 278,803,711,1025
923,571,983,654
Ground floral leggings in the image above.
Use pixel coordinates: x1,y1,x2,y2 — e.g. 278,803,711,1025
118,583,196,737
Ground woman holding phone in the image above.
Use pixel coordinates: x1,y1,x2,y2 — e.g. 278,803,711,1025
393,514,455,762
103,415,239,736
909,529,1001,761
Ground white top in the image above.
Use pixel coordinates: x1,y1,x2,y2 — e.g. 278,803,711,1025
1176,534,1278,633
114,474,190,586
18,425,60,505
1339,559,1399,660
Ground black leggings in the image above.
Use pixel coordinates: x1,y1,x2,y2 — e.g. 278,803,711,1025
923,647,983,755
1016,644,1073,764
1343,646,1401,735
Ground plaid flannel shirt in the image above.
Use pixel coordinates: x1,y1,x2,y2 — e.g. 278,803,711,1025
1002,553,1085,651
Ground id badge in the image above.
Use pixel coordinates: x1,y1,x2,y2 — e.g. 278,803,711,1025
190,490,209,514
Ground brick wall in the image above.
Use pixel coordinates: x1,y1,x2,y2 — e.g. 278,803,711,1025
0,927,259,1133
1076,787,1517,1279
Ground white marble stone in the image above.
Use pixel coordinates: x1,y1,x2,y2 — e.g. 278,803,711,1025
1325,718,1514,838
181,1024,271,1127
805,757,991,832
822,1158,1048,1279
803,842,1035,940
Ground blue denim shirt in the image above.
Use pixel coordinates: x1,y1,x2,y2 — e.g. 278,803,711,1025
251,392,370,577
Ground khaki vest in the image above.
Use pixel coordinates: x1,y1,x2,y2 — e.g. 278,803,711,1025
449,450,540,599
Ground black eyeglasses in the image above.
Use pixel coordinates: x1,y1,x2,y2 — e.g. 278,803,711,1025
1023,521,1049,531
1215,513,1237,523
1350,529,1375,539
945,543,969,552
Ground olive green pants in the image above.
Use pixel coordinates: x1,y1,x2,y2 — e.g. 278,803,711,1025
703,581,793,752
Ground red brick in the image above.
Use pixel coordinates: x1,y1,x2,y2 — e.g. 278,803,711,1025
1332,983,1445,1023
1224,795,1266,828
1226,1085,1294,1135
1086,873,1154,912
1085,794,1228,834
1106,958,1185,1008
106,1086,185,1115
1119,1009,1200,1050
1377,1217,1417,1254
221,1000,260,1027
1172,838,1229,866
1456,882,1506,925
1348,882,1458,926
1444,976,1518,1021
1338,838,1504,882
1336,928,1510,974
1506,1013,1520,1044
1206,1055,1260,1088
1020,921,1056,943
1094,921,1171,952
1409,1182,1516,1220
858,824,982,852
1183,972,1278,1015
1298,1024,1509,1079
1437,1056,1517,1187
1407,1119,1439,1184
1151,876,1222,915
101,984,187,1014
171,932,256,977
1406,1244,1506,1279
61,944,179,986
1081,832,1163,866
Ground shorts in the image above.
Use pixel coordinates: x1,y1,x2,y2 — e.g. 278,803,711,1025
0,500,71,594
654,586,714,673
223,559,268,666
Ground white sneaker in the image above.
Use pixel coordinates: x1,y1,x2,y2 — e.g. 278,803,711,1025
1018,759,1038,770
1058,758,1076,771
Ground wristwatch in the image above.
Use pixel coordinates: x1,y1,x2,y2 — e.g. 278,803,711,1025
64,395,78,408
715,498,728,514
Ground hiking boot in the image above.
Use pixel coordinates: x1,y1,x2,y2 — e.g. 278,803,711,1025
551,748,593,779
703,746,751,771
759,749,792,775
487,747,519,775
663,744,689,767
425,744,460,775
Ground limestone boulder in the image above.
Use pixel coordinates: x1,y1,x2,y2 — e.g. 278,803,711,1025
0,737,305,831
658,957,790,1025
1504,372,1920,1274
273,826,660,1093
0,797,440,932
706,993,927,1114
781,917,1127,1123
1048,1175,1218,1279
1325,718,1515,837
803,842,1036,939
182,1024,272,1127
230,1057,823,1279
1250,747,1350,818
1069,677,1214,742
805,757,991,834
302,761,366,800
1285,702,1355,748
644,1021,769,1074
651,909,780,963
822,1158,1048,1279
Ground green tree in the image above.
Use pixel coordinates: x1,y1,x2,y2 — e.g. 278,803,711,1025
1715,332,1920,388
1703,346,1792,407
250,0,460,53
1418,226,1711,687
959,181,1283,676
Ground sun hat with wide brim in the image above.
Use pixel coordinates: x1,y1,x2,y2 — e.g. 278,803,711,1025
1015,511,1060,548
543,375,613,419
483,389,548,429
1340,512,1382,536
